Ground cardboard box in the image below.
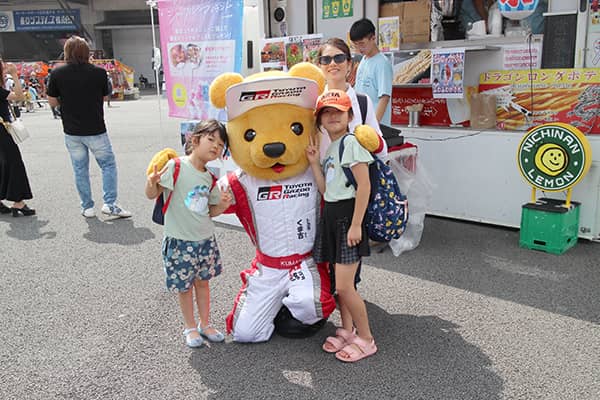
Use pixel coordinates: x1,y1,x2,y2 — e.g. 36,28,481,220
379,0,431,44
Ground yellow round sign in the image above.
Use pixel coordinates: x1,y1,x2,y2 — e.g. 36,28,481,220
171,83,187,108
517,123,592,192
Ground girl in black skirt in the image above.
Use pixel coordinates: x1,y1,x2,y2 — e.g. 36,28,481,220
306,89,376,363
0,60,35,217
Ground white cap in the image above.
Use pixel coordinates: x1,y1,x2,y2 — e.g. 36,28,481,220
224,76,320,120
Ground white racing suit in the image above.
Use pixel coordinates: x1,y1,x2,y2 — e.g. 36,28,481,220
220,168,335,342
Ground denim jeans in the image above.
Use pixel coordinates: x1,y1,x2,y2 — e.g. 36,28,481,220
64,133,117,209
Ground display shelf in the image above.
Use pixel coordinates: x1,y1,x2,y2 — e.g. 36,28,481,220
395,34,543,52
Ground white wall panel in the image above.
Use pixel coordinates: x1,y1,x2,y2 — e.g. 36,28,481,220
111,27,160,85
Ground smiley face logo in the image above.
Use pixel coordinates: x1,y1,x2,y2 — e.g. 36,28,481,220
534,143,568,176
171,83,187,108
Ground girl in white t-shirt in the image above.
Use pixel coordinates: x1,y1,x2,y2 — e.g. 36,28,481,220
307,89,377,363
145,119,232,348
317,37,387,160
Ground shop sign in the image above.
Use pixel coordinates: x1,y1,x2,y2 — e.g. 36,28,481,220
13,9,80,32
0,11,15,32
322,0,353,19
479,68,600,134
517,123,592,191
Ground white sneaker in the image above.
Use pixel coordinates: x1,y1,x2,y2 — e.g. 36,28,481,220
82,207,96,218
101,203,132,218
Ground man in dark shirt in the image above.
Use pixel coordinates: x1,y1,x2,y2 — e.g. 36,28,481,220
47,36,131,219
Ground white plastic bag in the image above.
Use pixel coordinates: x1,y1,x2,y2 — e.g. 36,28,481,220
387,144,435,256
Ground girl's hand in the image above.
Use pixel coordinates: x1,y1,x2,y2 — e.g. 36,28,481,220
219,188,232,209
347,225,362,247
147,163,167,186
306,135,320,165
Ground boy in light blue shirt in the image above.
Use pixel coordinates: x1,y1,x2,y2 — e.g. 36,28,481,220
350,18,393,126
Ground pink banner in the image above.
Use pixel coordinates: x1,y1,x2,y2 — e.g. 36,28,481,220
157,0,243,119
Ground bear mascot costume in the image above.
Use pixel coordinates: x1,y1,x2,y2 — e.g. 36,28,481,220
209,62,383,342
208,63,332,342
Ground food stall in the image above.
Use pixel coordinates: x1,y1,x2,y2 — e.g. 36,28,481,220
375,0,600,240
91,59,137,100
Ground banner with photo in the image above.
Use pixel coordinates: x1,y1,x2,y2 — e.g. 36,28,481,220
157,0,243,120
260,34,323,71
431,48,465,99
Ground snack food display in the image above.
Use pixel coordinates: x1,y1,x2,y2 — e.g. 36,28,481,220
393,50,432,84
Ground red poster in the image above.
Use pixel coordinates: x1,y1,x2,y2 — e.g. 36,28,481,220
391,86,453,126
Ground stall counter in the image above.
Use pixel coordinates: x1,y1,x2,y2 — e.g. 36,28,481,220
398,126,600,240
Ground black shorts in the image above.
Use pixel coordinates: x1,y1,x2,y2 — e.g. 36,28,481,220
313,198,370,265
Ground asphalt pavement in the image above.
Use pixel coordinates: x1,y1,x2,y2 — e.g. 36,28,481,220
1,95,598,400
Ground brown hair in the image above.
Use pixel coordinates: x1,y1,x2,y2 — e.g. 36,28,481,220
184,119,228,155
64,36,90,64
317,37,352,60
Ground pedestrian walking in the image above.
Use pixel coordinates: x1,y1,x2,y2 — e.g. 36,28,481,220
46,36,131,218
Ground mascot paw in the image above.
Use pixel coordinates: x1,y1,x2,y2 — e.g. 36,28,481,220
146,148,178,176
274,306,326,338
354,124,381,153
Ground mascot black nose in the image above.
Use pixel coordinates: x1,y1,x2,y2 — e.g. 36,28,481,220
263,142,286,158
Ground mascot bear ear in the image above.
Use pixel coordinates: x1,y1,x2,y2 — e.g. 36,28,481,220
209,73,244,109
288,62,326,95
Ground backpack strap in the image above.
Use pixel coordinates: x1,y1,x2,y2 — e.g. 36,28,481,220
208,170,217,191
356,93,368,125
161,157,181,214
339,134,358,189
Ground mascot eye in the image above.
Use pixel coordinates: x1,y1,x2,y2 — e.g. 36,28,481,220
290,123,303,136
244,129,256,142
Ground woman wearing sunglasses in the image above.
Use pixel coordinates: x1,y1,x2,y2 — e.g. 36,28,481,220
316,38,387,160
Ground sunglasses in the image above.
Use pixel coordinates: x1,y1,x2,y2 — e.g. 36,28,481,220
318,54,349,65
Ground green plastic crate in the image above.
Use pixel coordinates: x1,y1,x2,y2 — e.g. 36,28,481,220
519,198,580,255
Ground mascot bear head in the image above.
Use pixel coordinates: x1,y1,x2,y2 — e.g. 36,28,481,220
209,62,326,180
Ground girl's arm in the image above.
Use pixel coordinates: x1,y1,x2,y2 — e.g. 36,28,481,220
347,162,370,247
5,64,24,102
209,188,232,217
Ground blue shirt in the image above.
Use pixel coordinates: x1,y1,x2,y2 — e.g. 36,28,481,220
354,52,393,126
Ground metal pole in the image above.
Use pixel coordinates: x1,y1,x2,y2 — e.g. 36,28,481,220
147,1,161,100
147,0,164,144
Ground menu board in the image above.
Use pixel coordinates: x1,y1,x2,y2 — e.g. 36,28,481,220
541,13,577,68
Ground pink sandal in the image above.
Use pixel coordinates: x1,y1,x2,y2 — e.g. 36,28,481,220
322,328,357,353
335,335,377,363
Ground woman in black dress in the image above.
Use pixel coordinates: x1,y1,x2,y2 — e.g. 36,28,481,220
0,59,35,216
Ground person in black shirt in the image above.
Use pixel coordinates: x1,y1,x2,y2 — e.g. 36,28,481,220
47,36,131,219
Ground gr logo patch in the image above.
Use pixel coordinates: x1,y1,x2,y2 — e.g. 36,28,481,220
257,185,282,201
